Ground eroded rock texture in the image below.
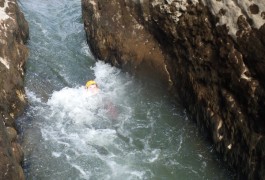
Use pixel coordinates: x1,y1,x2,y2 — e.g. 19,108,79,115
0,0,29,179
82,0,265,179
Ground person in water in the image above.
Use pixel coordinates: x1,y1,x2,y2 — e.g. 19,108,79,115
85,80,118,119
85,80,100,95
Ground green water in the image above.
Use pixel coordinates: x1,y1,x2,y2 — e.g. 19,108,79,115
17,0,235,179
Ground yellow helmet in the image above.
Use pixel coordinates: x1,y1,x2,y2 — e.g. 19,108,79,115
86,80,97,88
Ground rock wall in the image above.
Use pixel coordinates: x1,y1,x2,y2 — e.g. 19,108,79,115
0,0,29,179
82,0,265,179
81,0,170,82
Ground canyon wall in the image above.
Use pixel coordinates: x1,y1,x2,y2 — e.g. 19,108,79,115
82,0,265,179
0,0,29,179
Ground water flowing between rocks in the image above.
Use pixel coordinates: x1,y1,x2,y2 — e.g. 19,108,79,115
17,0,235,179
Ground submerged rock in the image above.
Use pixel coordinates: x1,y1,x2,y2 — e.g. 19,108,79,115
0,0,29,179
82,0,265,179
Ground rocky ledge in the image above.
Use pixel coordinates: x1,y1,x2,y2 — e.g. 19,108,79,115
0,0,29,179
82,0,265,179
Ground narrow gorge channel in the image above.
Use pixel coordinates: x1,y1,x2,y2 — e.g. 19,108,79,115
17,0,235,179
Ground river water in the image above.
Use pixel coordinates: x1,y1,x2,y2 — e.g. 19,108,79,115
17,0,235,179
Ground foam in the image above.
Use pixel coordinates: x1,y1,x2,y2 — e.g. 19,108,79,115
47,87,103,124
147,149,161,163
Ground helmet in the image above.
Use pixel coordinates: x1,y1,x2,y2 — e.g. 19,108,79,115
86,80,97,88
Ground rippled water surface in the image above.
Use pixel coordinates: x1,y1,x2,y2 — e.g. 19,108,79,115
18,0,235,179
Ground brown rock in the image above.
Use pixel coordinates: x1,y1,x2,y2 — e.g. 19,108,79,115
0,0,29,121
11,142,23,164
82,0,170,83
6,127,17,142
81,0,265,179
0,117,25,180
0,0,29,179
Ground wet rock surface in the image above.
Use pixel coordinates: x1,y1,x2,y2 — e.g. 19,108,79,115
82,0,265,179
0,0,29,179
82,0,170,82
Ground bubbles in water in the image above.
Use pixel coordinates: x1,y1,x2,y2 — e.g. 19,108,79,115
23,62,139,179
47,87,103,124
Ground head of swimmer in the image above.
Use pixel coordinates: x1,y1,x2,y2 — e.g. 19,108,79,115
85,80,99,94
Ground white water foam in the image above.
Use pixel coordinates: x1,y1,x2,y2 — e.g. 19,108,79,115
47,87,103,124
21,60,234,179
35,61,138,179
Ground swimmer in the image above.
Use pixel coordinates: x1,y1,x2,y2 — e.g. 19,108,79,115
85,80,100,95
85,80,118,119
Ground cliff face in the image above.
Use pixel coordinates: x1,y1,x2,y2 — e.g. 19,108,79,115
0,0,29,179
82,0,265,179
81,0,171,82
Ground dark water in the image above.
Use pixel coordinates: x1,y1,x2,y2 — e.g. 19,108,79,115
17,0,235,179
